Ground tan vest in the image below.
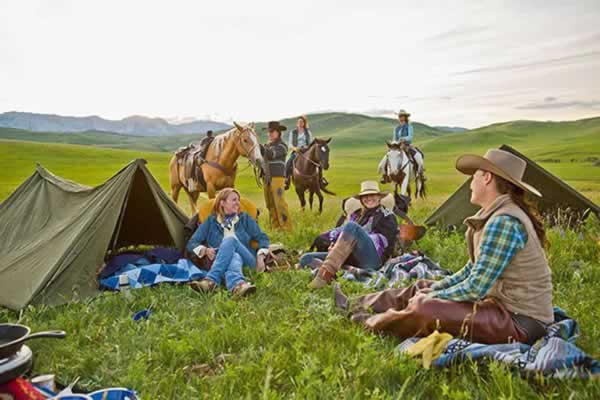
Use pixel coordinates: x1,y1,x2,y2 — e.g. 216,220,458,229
465,194,554,323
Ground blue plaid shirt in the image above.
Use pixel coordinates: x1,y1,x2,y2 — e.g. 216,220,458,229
430,215,527,302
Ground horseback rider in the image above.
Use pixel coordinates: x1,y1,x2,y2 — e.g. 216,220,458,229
198,130,215,160
284,116,313,190
381,109,424,183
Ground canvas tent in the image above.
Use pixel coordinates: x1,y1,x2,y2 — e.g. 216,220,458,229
425,145,600,229
0,159,188,310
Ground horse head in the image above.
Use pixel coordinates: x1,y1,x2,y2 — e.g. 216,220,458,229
314,137,332,170
233,121,263,168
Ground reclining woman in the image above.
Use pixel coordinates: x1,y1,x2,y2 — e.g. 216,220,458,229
337,149,553,345
300,181,398,289
187,188,269,297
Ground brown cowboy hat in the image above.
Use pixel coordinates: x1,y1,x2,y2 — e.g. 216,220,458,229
262,121,287,133
397,109,411,117
352,181,389,199
456,149,542,197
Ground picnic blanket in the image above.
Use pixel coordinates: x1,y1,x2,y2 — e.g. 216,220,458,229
396,308,600,379
100,258,206,290
338,253,451,289
99,247,183,279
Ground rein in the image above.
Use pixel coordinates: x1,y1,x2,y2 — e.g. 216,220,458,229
294,145,322,178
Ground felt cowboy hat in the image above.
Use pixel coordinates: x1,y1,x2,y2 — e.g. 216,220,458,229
456,149,542,197
397,109,411,117
352,180,389,199
262,121,287,133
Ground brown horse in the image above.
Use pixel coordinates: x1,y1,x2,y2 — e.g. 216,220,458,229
169,122,263,214
291,138,335,213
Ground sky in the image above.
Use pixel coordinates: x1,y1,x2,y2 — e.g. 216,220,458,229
1,0,600,128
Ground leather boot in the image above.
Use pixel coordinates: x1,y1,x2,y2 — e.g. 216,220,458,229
284,177,291,190
309,232,356,289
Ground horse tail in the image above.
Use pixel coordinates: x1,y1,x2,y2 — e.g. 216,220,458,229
321,186,336,196
418,176,427,199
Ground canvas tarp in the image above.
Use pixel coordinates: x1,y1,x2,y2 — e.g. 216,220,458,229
425,145,600,229
0,159,188,310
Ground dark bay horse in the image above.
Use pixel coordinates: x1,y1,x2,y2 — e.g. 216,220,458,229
291,138,335,213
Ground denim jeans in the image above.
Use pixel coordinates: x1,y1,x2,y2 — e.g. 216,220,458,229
285,152,297,178
300,222,382,269
206,237,256,290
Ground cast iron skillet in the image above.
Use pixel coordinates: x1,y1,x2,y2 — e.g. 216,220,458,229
0,324,66,359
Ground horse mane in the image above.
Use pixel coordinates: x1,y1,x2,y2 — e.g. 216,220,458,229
210,128,237,158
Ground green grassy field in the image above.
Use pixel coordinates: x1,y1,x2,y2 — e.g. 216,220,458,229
0,116,599,398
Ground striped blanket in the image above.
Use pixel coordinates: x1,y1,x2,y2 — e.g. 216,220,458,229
396,308,600,379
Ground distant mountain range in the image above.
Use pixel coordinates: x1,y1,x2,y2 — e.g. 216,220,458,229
434,126,468,133
0,112,231,136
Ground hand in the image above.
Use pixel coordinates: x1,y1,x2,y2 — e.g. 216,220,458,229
408,292,429,306
256,253,266,273
418,287,433,294
206,248,217,260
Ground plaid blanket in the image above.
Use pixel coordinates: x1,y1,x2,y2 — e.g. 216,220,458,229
339,253,451,289
396,308,600,379
100,259,206,290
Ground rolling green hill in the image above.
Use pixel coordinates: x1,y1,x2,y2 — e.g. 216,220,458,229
0,112,447,153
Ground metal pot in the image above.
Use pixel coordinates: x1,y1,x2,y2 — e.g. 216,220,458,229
0,324,66,359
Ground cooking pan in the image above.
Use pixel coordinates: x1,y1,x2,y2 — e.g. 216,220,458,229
0,324,66,359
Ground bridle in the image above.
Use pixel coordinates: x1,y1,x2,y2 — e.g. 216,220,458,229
294,142,324,178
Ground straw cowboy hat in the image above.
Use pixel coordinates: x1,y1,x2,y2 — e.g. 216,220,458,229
397,109,411,117
353,181,389,199
456,149,542,197
262,121,287,133
344,181,393,215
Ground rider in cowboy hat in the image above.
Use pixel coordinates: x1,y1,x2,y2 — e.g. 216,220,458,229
336,149,553,345
381,109,423,184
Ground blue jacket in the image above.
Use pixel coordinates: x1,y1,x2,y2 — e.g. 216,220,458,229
186,212,270,255
393,123,414,144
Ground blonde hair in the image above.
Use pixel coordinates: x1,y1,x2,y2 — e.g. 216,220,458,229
213,188,241,219
298,115,309,129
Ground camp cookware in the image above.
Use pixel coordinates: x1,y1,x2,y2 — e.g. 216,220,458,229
0,324,66,359
0,345,33,384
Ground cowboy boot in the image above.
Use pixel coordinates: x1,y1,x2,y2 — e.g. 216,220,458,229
309,232,357,289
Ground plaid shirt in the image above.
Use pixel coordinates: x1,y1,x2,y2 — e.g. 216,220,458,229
430,215,527,302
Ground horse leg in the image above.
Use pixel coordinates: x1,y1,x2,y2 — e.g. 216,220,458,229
185,189,198,215
171,182,182,205
207,183,217,199
316,188,324,214
296,187,306,211
309,190,314,211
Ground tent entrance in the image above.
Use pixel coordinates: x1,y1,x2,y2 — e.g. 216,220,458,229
109,168,176,250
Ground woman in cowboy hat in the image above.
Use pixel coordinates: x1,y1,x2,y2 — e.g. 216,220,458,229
260,121,292,230
336,149,553,345
305,181,398,289
393,109,413,144
381,109,422,184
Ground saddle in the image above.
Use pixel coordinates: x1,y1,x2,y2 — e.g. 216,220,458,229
175,145,206,191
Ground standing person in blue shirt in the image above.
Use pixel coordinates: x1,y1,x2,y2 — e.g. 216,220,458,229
284,116,313,190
